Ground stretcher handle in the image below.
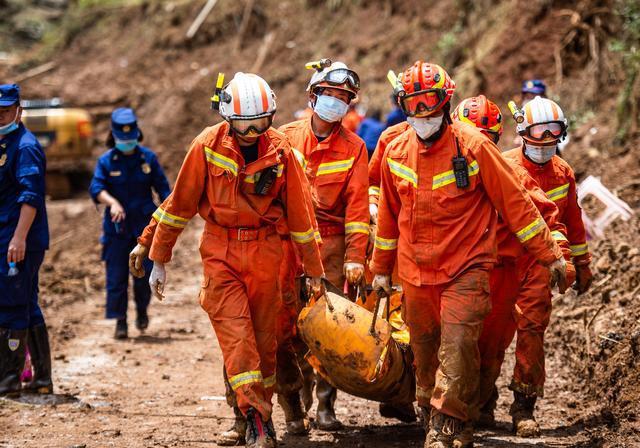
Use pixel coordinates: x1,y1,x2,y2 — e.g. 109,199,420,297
369,289,389,336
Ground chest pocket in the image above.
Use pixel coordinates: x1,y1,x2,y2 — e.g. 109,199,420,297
205,147,240,207
313,157,354,210
433,159,481,215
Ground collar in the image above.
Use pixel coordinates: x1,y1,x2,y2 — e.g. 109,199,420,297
305,117,342,153
220,124,283,174
0,122,23,147
110,146,142,161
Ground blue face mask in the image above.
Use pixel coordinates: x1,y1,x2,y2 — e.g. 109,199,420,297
115,139,138,153
313,95,349,123
0,109,20,136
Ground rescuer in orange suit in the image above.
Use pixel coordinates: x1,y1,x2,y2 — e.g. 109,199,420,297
129,72,324,448
370,62,568,448
277,59,370,431
451,96,576,438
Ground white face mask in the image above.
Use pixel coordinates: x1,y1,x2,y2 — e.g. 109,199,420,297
524,142,556,164
313,94,349,123
407,115,443,140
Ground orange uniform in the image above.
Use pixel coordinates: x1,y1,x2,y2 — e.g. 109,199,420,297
368,122,410,206
371,121,563,421
138,122,323,421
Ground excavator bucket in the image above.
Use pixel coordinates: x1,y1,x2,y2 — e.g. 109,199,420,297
297,291,415,405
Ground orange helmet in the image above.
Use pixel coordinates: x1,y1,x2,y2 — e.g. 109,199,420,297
453,95,503,143
396,61,456,117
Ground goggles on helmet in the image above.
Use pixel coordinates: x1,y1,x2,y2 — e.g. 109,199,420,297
399,88,448,117
229,115,273,136
316,68,360,92
523,121,565,142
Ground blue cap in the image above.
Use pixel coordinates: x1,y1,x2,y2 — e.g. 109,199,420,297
521,79,546,95
0,84,20,107
111,107,140,140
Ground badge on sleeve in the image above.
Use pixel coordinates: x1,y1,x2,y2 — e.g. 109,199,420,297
142,163,151,174
0,154,6,167
8,339,20,351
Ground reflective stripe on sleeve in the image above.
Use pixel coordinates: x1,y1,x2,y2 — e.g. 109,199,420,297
369,186,381,197
432,160,480,190
546,183,570,202
345,222,369,235
290,228,316,244
551,230,568,241
291,148,308,170
570,243,589,256
515,217,545,243
229,370,263,391
374,236,398,250
387,158,418,187
204,146,239,176
152,207,189,229
263,374,276,388
316,158,355,175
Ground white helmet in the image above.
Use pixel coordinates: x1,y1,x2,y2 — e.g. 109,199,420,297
306,60,360,98
516,96,568,143
218,72,276,120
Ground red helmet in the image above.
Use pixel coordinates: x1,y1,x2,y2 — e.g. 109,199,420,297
453,95,503,142
396,61,456,117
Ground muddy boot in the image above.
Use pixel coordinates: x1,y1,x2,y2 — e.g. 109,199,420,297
298,357,315,413
277,392,309,435
114,318,127,340
217,406,246,446
419,406,431,432
453,421,474,448
426,410,464,448
315,377,342,431
245,407,277,448
379,401,417,423
509,392,540,437
24,323,53,394
0,328,27,395
476,385,498,429
135,309,149,332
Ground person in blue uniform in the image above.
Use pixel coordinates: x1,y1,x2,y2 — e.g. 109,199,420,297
0,83,52,395
89,108,170,339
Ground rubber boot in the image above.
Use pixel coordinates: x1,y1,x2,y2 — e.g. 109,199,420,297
510,392,540,437
245,407,277,448
24,323,53,394
379,401,417,423
0,328,27,395
298,356,315,413
114,318,127,340
135,308,149,332
315,377,342,431
277,392,309,435
476,385,498,429
217,405,246,446
426,409,464,448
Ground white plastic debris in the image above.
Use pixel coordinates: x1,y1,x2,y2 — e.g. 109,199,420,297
577,176,634,239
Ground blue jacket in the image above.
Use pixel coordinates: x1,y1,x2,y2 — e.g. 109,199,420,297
385,107,406,128
0,123,49,253
89,146,171,241
357,117,386,155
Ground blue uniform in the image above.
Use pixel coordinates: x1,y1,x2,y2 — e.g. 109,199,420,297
89,146,170,320
385,107,406,128
0,123,49,330
357,117,386,157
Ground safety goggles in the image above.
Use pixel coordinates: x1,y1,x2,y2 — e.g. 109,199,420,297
399,89,448,117
321,68,360,91
230,115,273,136
524,121,565,142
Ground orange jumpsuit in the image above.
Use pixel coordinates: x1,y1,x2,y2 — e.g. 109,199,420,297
503,147,591,397
371,121,563,422
368,122,410,207
138,123,323,421
477,162,574,412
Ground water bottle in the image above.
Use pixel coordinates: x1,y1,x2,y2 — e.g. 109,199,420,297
7,262,18,277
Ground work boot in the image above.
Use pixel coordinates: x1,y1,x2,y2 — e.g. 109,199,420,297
277,392,309,435
135,309,149,332
510,391,540,437
217,406,246,446
453,421,474,448
419,406,431,432
315,377,342,431
114,319,128,340
426,410,464,448
476,386,498,429
24,323,53,394
245,407,277,448
0,328,27,395
379,401,417,423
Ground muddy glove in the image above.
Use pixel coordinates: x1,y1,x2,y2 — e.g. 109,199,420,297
149,262,166,301
372,274,392,296
307,276,325,300
129,244,149,278
574,264,593,295
369,203,378,224
344,262,365,285
547,257,568,294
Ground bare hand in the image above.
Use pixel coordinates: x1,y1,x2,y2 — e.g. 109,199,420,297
129,244,149,278
7,235,26,263
110,201,126,223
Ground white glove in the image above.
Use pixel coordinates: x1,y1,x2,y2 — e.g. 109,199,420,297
307,276,325,300
369,203,379,224
547,257,568,294
372,274,392,296
344,262,365,285
149,262,166,301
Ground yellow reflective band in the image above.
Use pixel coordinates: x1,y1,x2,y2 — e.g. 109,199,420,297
316,158,355,176
546,183,570,202
229,370,263,391
314,230,322,242
374,236,398,250
515,217,545,243
205,146,239,176
290,228,316,244
345,222,369,235
570,243,588,256
369,185,381,196
264,374,276,388
152,207,189,229
244,164,284,184
432,160,480,190
551,230,568,241
387,158,418,188
292,148,308,170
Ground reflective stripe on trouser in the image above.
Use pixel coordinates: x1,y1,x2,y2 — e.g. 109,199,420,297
403,267,492,422
199,231,283,420
474,260,519,418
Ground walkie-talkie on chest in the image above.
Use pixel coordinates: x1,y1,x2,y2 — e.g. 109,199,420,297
452,138,469,189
